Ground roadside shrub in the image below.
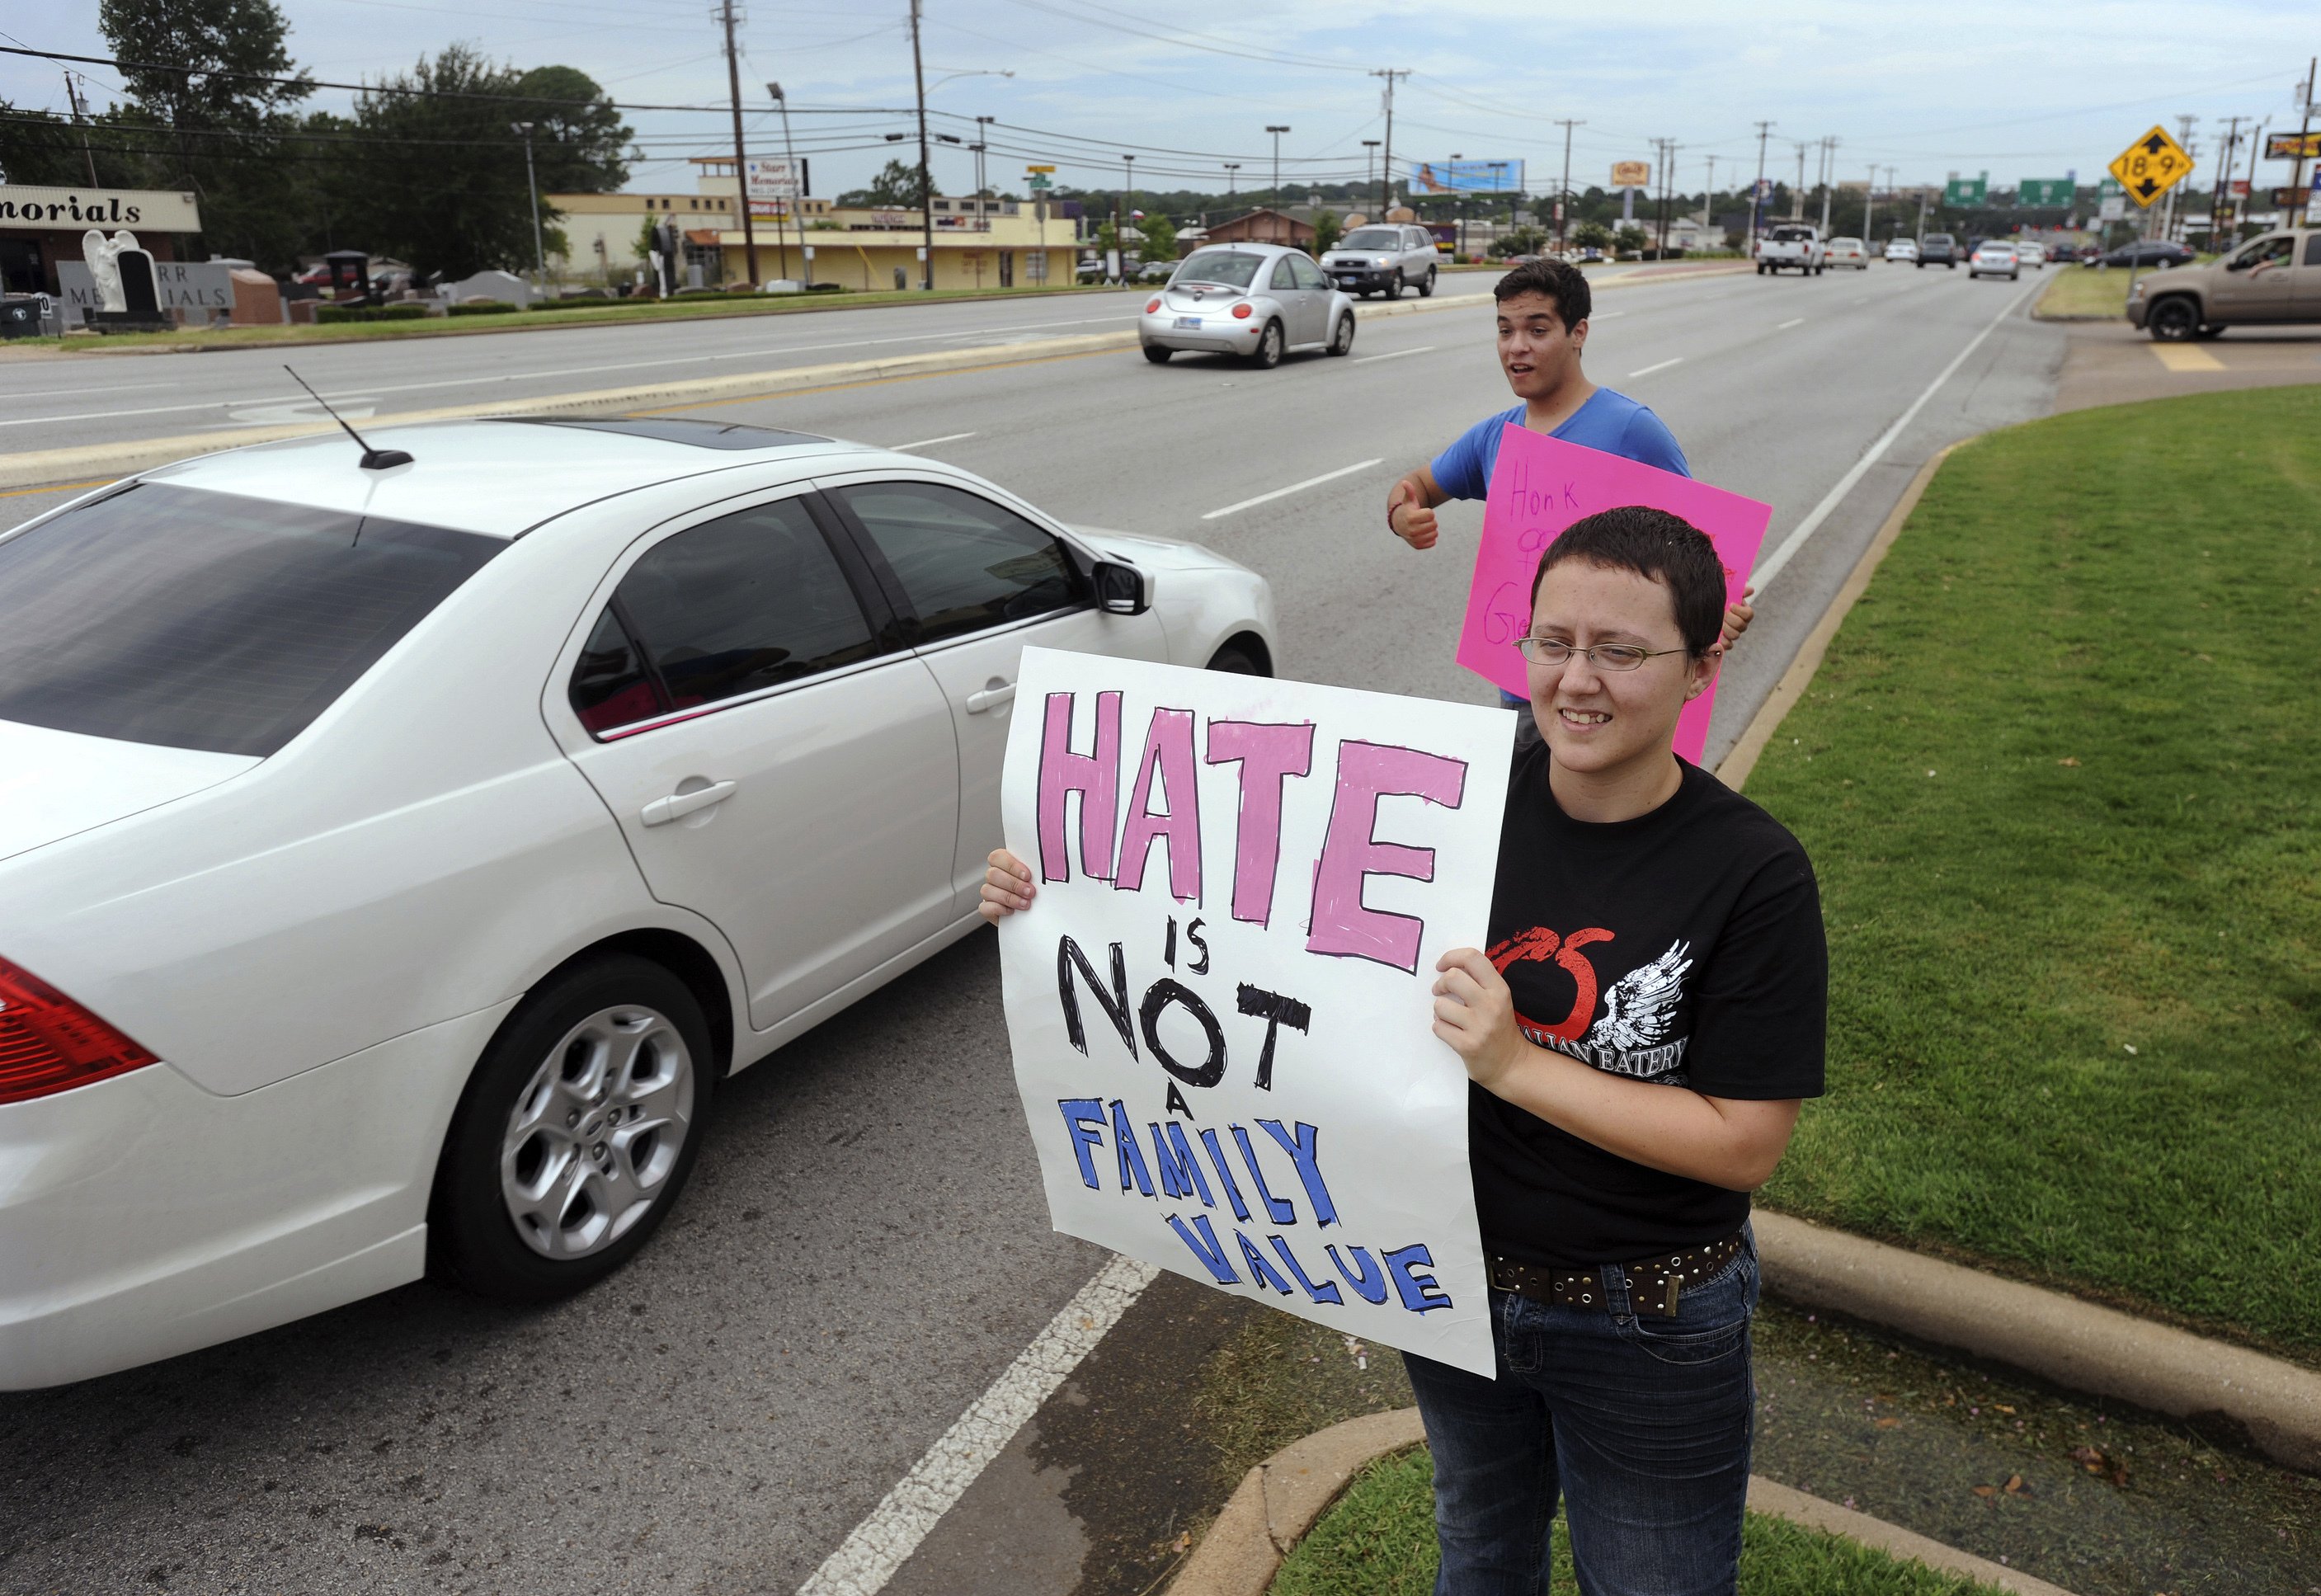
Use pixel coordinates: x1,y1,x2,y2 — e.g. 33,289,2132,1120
807,282,846,294
526,296,631,310
447,299,516,316
314,303,429,323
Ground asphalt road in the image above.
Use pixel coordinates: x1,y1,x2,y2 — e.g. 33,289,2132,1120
0,262,2069,1596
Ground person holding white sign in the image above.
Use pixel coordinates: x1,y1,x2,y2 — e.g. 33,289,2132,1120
1417,505,1825,1594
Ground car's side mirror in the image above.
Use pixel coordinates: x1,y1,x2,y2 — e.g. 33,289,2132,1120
1092,560,1154,616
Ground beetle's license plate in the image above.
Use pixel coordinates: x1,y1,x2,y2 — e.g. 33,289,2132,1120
1174,316,1202,329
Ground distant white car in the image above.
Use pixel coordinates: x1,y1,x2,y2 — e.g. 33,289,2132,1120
1825,236,1869,269
1969,241,2021,280
1885,239,1918,264
1317,224,1441,299
2013,240,2048,268
1143,242,1359,367
0,417,1278,1389
1756,223,1827,275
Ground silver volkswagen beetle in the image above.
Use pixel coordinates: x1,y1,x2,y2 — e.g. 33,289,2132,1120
1137,242,1358,369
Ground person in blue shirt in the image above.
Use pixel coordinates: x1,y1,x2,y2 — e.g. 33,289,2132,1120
1386,258,1752,714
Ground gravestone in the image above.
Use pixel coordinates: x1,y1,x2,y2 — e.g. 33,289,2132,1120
87,243,167,332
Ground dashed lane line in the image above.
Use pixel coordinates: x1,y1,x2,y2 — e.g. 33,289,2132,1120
1199,458,1385,520
1350,346,1435,365
1627,356,1685,378
889,431,979,450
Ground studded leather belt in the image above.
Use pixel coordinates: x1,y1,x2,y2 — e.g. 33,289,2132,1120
1487,1231,1746,1320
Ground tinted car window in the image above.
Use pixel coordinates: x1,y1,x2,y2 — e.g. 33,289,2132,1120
1341,228,1400,249
1175,249,1262,288
610,497,877,716
569,608,666,733
0,483,500,757
2307,235,2321,267
835,481,1085,646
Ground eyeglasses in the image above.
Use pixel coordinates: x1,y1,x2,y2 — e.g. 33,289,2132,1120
1517,637,1688,671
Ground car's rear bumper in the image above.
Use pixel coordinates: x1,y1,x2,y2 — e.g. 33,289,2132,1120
0,1001,510,1389
1141,311,1264,355
2125,299,2150,328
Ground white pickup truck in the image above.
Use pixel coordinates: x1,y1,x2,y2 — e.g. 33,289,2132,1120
1755,224,1827,276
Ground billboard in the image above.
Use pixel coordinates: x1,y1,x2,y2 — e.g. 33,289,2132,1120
744,157,807,200
2263,130,2321,160
1409,159,1524,195
1609,160,1650,189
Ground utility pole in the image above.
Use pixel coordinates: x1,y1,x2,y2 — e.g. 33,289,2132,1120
1122,153,1134,267
1225,162,1241,203
1371,68,1409,215
769,82,805,285
975,113,995,200
1265,125,1290,215
61,71,100,186
1820,136,1838,232
1360,141,1379,214
1862,162,1875,238
717,0,761,286
2166,115,2197,242
1791,141,1809,219
1554,118,1582,252
1748,120,1773,249
2208,116,2244,250
511,120,546,279
1651,138,1678,257
2293,59,2318,200
907,0,936,288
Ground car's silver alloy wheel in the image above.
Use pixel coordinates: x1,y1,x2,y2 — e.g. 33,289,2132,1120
500,1005,695,1259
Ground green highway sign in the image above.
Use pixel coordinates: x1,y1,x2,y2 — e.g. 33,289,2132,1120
2098,177,2126,199
1944,175,1988,205
2017,178,2074,207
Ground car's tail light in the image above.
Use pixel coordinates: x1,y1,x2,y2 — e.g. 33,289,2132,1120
1231,302,1254,320
0,957,159,1104
1146,298,1161,313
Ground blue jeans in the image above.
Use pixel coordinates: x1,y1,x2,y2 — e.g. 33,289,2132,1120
1402,1230,1758,1596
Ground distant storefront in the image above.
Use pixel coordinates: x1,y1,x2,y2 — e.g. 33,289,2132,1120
0,185,202,296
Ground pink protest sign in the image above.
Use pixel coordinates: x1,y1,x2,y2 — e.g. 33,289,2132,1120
1456,426,1772,765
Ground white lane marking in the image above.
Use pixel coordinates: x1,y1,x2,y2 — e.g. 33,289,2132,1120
1591,310,1627,319
889,431,978,450
1777,318,1805,329
1754,276,2040,591
1627,357,1684,378
0,381,163,401
795,1255,1157,1596
1350,346,1434,365
1200,457,1385,520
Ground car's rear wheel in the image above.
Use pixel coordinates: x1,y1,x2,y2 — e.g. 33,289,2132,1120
2147,297,2200,341
431,953,715,1303
1248,319,1284,368
1326,312,1355,355
1419,267,1436,297
1142,345,1173,364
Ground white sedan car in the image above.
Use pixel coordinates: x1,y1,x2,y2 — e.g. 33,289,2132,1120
1969,241,2021,280
1824,236,1870,269
0,416,1276,1387
2013,240,2047,268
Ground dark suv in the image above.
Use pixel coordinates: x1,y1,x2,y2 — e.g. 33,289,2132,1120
1917,233,1958,269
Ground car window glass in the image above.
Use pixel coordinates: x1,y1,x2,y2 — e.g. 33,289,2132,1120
1342,228,1399,249
2234,236,2293,269
569,607,666,732
1289,253,1326,290
613,496,877,714
1176,249,1261,288
2307,235,2321,268
0,482,501,757
1268,257,1299,290
836,480,1086,646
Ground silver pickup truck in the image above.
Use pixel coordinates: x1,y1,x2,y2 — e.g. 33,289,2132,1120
1756,224,1827,276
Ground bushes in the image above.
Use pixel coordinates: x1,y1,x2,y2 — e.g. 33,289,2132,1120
447,299,517,316
526,295,631,310
314,302,430,323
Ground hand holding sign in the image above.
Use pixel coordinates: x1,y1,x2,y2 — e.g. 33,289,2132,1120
996,649,1511,1376
1457,428,1771,765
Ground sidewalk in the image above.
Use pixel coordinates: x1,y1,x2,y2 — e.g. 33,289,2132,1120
2054,320,2321,412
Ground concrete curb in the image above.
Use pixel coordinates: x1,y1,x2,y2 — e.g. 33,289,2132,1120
0,291,1498,494
1163,1406,2078,1595
1752,1213,2321,1474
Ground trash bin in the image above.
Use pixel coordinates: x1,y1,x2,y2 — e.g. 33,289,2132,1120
0,295,43,338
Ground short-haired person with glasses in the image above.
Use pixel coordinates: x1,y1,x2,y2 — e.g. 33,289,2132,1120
1386,259,1754,721
1415,504,1827,1594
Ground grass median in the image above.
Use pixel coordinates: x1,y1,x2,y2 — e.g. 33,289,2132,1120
2031,266,2134,319
1272,1448,2011,1595
1744,385,2321,1359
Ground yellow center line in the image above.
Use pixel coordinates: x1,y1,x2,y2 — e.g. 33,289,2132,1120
629,344,1120,417
0,476,111,499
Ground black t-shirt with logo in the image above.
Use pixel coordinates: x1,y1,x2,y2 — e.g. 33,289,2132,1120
1474,744,1827,1267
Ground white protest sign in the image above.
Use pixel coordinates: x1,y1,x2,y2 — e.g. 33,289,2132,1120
998,648,1512,1377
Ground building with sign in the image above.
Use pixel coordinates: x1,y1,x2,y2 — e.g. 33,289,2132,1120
0,184,202,298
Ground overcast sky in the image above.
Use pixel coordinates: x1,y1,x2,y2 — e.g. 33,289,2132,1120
7,2,2315,200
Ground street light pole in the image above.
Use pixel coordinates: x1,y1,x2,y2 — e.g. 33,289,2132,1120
1360,140,1379,213
511,120,545,280
1370,68,1408,216
1820,136,1838,233
1225,162,1241,203
907,0,938,288
1449,152,1462,256
1863,162,1875,239
717,0,760,286
1266,125,1290,217
1122,153,1134,274
1554,118,1581,252
1749,120,1773,249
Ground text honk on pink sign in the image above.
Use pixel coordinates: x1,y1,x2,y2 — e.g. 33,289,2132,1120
1455,426,1772,765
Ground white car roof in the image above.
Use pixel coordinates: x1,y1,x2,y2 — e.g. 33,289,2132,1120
137,417,895,539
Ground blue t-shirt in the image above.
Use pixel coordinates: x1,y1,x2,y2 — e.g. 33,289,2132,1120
1429,388,1690,501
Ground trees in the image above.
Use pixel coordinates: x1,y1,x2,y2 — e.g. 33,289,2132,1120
1311,209,1343,257
838,159,924,209
1492,224,1547,259
1612,224,1648,257
1137,210,1176,264
328,46,629,279
1570,219,1612,252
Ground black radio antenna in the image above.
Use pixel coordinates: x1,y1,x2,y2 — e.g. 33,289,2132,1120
283,365,412,470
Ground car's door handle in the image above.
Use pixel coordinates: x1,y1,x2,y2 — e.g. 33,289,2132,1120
641,780,737,826
965,682,1016,713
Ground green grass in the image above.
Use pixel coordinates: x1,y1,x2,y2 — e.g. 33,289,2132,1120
45,280,1115,353
1271,1448,2010,1595
2031,266,2132,319
1745,386,2321,1358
